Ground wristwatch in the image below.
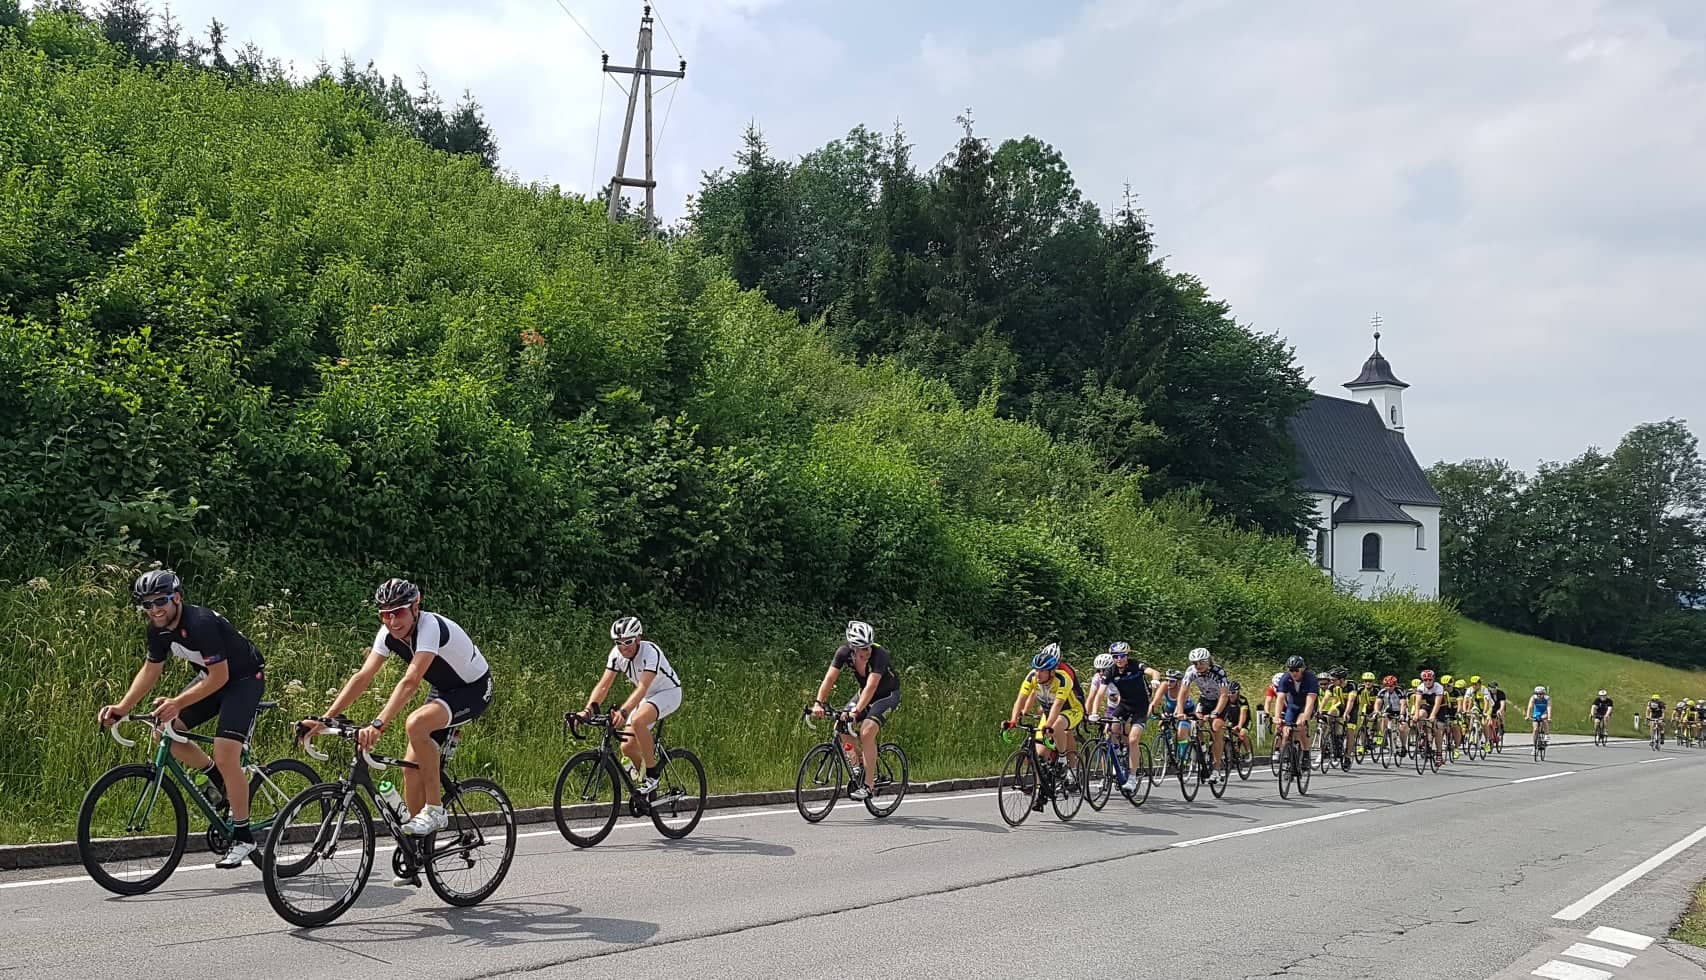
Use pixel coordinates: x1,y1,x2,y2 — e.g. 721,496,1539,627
369,718,386,731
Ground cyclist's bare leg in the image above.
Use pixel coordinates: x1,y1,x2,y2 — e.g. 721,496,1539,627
624,700,660,773
403,700,452,810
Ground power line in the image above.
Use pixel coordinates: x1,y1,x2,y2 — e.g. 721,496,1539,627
647,0,685,61
656,78,681,154
589,75,608,196
550,0,605,54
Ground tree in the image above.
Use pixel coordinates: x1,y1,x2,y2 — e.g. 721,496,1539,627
202,17,229,73
1429,458,1530,627
0,0,22,31
98,0,154,62
445,89,499,169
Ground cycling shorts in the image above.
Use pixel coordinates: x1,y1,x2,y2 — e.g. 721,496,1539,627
860,690,900,727
1109,700,1149,725
177,670,266,743
428,672,492,748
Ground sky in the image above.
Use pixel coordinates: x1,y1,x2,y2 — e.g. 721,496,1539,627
61,0,1706,470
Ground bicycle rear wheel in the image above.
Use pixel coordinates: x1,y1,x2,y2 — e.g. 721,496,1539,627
554,750,621,846
1083,742,1114,812
651,747,709,835
1129,743,1154,806
1296,747,1312,795
793,743,842,823
247,759,322,868
427,778,515,907
1208,744,1230,799
77,764,188,896
997,749,1040,827
1177,743,1201,802
1235,735,1253,781
863,743,909,818
1050,760,1084,822
262,783,374,928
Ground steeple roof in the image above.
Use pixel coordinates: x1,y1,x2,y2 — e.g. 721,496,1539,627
1344,329,1408,390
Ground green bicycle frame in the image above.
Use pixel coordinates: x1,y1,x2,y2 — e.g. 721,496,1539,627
136,731,273,835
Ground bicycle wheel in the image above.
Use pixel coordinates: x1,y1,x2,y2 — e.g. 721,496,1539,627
1277,743,1293,799
793,743,842,823
1296,747,1312,795
77,764,189,896
262,783,374,928
247,759,322,866
553,750,622,846
1083,742,1114,812
1235,735,1253,781
426,778,515,907
997,749,1040,827
1051,760,1084,822
1178,743,1201,802
651,747,709,835
1270,738,1284,778
1539,733,1548,761
1208,743,1231,799
1129,743,1154,806
864,743,909,818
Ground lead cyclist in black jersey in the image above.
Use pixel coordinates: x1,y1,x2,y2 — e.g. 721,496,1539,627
301,578,494,839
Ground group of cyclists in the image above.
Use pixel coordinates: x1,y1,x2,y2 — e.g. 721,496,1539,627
1627,692,1706,746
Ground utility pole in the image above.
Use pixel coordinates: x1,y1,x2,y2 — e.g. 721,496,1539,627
603,5,685,225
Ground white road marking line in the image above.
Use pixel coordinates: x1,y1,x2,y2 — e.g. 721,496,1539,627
1561,942,1635,968
1170,808,1366,848
1585,926,1656,950
1532,960,1613,980
1637,758,1673,765
1511,771,1576,784
1554,824,1706,921
0,790,1004,891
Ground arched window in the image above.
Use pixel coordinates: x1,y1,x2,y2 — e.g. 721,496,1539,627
1361,532,1382,571
1315,530,1329,568
1390,405,1399,425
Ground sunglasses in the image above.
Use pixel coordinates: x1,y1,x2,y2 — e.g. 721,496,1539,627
379,606,411,621
137,595,173,611
1112,652,1129,660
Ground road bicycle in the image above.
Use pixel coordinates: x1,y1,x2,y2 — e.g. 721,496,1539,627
996,719,1083,826
261,717,515,927
1592,714,1609,747
1226,725,1255,781
1314,715,1351,774
1275,725,1311,799
1649,718,1664,752
1172,716,1230,802
77,705,318,895
1082,715,1152,809
555,708,708,843
792,702,908,822
1411,718,1444,774
1531,721,1550,762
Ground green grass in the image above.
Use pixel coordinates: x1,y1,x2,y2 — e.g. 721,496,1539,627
1672,881,1706,948
1452,618,1706,735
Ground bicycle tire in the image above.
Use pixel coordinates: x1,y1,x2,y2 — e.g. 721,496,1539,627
262,783,375,928
1235,735,1254,781
77,763,189,896
1129,743,1154,806
793,743,842,823
1051,757,1084,822
246,758,322,868
1296,747,1312,795
1177,741,1200,802
643,747,709,835
553,750,622,846
1277,742,1293,798
1208,744,1230,799
863,744,908,819
997,748,1040,827
1083,742,1114,812
426,778,515,907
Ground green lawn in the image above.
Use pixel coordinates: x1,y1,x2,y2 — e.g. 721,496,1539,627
1453,618,1706,735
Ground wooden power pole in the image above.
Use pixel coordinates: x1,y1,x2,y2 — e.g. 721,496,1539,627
603,5,685,225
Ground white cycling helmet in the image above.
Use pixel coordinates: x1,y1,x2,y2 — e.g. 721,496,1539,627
1094,653,1115,671
1272,672,1286,688
1188,647,1211,664
610,615,644,641
1534,685,1546,695
845,620,875,647
1598,690,1607,697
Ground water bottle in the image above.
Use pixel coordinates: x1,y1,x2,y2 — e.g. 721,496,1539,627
196,769,224,807
377,779,407,820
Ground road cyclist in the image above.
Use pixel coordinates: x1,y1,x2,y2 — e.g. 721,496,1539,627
808,621,901,801
1589,690,1614,746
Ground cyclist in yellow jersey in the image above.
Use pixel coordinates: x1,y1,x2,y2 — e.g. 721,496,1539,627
1006,643,1085,761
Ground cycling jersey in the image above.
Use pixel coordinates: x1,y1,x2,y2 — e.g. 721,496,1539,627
1020,669,1085,718
1181,663,1230,709
1647,699,1667,719
1415,681,1449,713
372,611,489,692
146,604,265,677
1225,695,1251,725
1097,662,1153,713
832,644,898,698
1590,697,1614,718
608,640,682,695
1375,688,1405,714
1530,696,1550,718
1274,670,1320,724
1318,685,1345,715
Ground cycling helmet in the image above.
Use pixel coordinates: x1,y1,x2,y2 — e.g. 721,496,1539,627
1330,667,1349,680
1410,678,1421,689
1094,653,1115,671
1228,681,1242,694
1032,643,1061,671
132,569,182,603
1108,641,1131,656
845,620,875,647
1166,669,1184,681
1534,686,1546,695
1469,675,1481,684
1188,647,1212,664
1272,672,1286,687
1653,693,1664,701
1286,656,1306,670
1421,669,1435,681
1382,675,1397,688
610,615,644,641
373,577,419,610
1440,674,1453,685
1598,690,1607,697
1689,699,1696,706
1488,681,1499,689
1361,671,1377,683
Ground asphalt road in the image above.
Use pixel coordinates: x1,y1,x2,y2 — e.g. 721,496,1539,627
6,737,1706,979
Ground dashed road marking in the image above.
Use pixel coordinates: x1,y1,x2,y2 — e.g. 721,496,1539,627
1584,926,1655,951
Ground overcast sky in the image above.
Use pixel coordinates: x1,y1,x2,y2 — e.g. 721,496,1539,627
85,0,1706,470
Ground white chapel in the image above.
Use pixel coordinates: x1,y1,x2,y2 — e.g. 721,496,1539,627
1288,329,1441,598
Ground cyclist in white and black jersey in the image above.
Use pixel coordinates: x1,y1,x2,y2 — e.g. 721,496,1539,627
1411,669,1449,758
1176,647,1231,772
304,579,493,840
99,570,269,869
575,616,683,796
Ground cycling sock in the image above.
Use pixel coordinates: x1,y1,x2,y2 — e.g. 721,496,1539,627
199,764,226,790
232,819,253,844
645,764,659,778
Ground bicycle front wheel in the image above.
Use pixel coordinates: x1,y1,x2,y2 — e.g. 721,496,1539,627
794,743,842,823
651,747,708,836
77,764,188,896
1083,742,1114,812
1129,743,1154,806
554,750,621,846
1051,760,1084,822
262,783,374,928
427,778,515,907
1177,743,1201,802
1235,736,1253,781
997,749,1040,827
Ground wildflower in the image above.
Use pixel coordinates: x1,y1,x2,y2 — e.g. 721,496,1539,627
25,577,50,592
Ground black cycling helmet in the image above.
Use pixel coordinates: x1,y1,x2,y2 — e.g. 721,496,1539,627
374,577,420,610
1330,667,1349,680
1286,655,1306,670
132,569,182,603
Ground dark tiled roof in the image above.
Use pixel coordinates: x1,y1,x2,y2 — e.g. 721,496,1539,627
1289,394,1441,507
1332,473,1421,526
1344,349,1408,389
